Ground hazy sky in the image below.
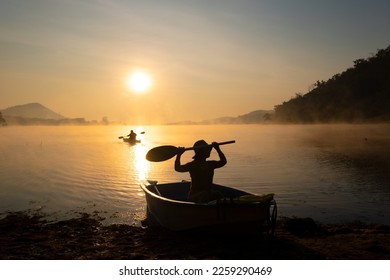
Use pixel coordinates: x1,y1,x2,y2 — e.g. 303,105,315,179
1,0,389,123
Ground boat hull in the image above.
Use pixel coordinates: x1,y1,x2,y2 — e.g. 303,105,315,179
140,181,277,233
122,138,140,144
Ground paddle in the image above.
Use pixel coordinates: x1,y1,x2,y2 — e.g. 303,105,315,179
118,131,145,139
146,140,235,162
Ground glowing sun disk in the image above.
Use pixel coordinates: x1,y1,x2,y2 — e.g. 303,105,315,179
127,71,152,93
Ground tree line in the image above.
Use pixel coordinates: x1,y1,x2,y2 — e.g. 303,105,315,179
273,45,390,123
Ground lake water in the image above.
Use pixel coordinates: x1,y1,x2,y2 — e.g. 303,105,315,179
1,124,389,225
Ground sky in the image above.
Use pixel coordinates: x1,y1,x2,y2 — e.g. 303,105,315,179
1,0,389,124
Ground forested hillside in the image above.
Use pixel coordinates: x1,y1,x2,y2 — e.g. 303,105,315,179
273,45,390,123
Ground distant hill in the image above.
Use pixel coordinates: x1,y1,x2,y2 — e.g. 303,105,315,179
201,110,273,124
0,103,90,125
168,109,274,125
273,45,390,123
1,103,65,120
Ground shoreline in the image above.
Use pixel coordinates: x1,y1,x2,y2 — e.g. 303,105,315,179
0,211,389,260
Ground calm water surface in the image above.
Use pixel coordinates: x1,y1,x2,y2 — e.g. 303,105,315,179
1,124,389,225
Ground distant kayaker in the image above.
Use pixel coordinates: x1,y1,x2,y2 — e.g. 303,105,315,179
127,130,137,141
174,140,227,203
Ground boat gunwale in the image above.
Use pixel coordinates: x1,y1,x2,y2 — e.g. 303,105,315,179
141,182,206,207
140,182,274,208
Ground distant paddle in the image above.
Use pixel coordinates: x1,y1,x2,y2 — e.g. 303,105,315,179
146,140,235,162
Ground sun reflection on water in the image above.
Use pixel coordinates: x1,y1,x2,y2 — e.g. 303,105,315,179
132,144,150,182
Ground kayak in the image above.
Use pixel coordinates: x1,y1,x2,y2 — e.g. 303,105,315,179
122,138,141,144
140,181,277,234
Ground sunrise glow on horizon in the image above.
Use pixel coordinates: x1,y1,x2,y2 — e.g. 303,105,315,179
1,1,389,123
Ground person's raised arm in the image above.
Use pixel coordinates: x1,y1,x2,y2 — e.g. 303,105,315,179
174,147,188,172
212,142,227,168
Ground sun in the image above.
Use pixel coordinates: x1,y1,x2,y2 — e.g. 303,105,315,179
127,71,152,93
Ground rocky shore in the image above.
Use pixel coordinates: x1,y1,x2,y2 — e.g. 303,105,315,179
0,212,389,260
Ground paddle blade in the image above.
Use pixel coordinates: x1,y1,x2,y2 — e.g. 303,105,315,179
146,145,179,162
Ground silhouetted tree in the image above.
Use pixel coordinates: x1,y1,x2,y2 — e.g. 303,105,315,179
101,116,109,125
0,112,6,126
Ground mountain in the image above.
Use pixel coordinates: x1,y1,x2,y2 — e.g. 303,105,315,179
201,110,273,124
1,103,65,120
167,109,274,125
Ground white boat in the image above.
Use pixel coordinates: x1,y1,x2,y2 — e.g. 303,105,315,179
140,181,277,234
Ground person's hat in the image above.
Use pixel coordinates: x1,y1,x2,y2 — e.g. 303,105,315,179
193,140,212,158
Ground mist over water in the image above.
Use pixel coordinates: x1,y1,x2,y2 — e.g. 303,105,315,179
0,124,389,225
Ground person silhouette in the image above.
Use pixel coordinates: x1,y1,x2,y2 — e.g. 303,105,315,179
127,130,137,141
174,140,227,203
